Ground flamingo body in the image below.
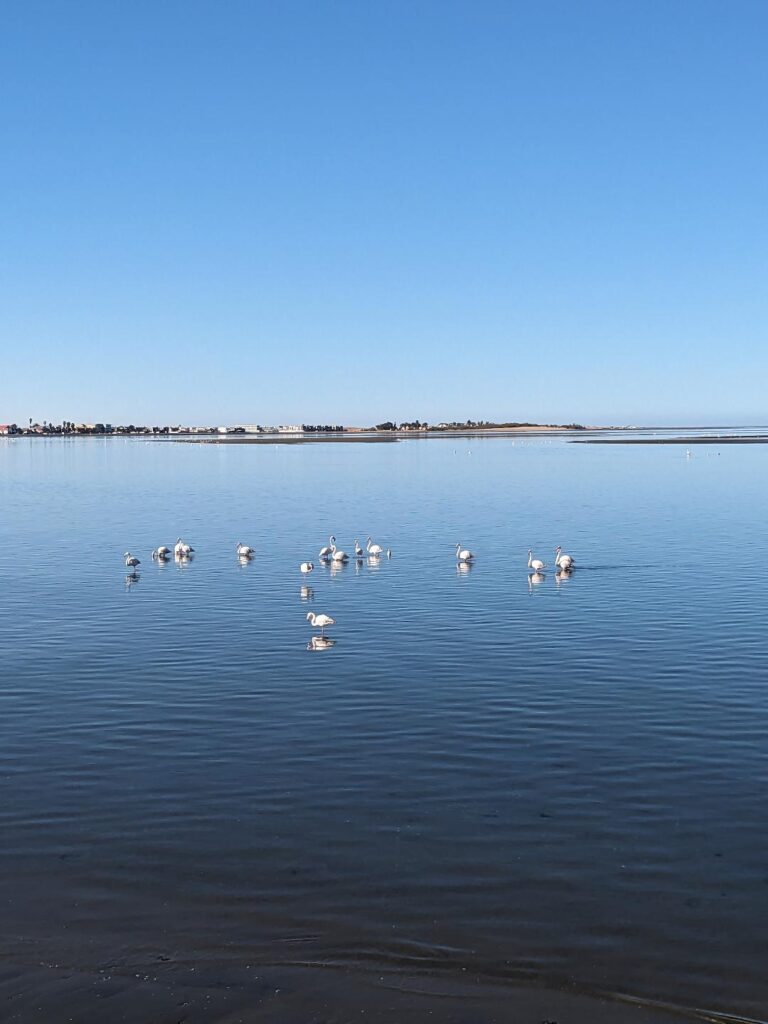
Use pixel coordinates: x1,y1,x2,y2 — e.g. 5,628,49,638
306,611,336,635
555,546,575,570
527,550,545,572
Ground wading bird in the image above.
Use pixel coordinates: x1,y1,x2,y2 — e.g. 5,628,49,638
527,550,545,572
300,561,314,574
366,537,384,556
152,546,171,560
319,536,334,560
124,552,140,571
554,546,575,570
306,611,336,635
331,542,349,562
236,542,255,558
456,543,474,562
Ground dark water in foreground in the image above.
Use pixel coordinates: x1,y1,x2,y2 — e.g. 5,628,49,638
0,436,766,1022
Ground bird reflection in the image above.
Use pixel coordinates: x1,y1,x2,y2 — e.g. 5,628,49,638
237,554,253,568
367,554,382,570
329,559,348,575
555,568,573,586
528,571,545,590
456,561,473,575
300,585,314,601
307,635,336,651
125,571,140,589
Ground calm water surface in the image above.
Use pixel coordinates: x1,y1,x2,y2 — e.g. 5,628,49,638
1,436,766,1020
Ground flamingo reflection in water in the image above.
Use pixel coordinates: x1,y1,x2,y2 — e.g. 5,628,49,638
307,635,336,651
556,567,574,586
528,571,545,591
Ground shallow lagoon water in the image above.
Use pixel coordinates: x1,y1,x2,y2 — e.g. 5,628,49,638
1,435,767,1021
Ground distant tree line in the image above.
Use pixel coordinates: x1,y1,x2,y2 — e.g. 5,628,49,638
372,419,586,432
374,420,428,430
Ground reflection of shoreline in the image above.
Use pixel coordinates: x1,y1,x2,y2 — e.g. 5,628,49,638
176,428,590,446
575,436,768,445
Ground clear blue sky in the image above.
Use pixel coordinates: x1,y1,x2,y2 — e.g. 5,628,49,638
1,0,766,426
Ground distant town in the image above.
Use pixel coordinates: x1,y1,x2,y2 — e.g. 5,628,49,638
0,419,587,437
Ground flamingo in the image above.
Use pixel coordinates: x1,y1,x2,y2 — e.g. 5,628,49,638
555,546,575,570
456,543,474,562
319,536,335,559
527,550,545,572
123,552,140,571
174,538,194,557
236,542,255,558
366,537,384,556
354,539,364,557
306,611,336,635
152,546,171,560
300,561,314,574
331,542,349,562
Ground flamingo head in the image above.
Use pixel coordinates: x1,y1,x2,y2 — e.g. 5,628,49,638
306,612,314,622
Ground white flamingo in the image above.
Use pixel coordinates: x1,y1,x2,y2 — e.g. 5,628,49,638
354,538,364,557
152,546,171,560
528,550,545,572
319,536,334,560
456,543,474,562
236,542,255,558
555,546,575,570
174,538,194,557
331,541,349,562
306,611,336,635
367,537,384,556
123,552,140,571
300,561,314,574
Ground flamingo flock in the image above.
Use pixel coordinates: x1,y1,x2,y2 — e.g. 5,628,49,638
122,535,577,648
